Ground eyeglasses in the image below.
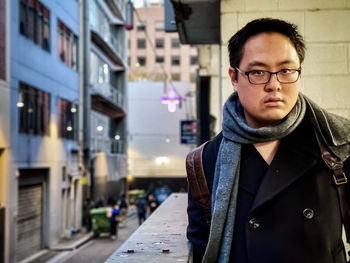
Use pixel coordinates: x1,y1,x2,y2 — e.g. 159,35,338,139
235,68,301,85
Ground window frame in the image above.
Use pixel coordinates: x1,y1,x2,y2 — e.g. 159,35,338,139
171,55,180,66
137,56,146,66
19,0,51,52
155,38,164,49
137,38,146,49
171,38,180,48
18,82,51,136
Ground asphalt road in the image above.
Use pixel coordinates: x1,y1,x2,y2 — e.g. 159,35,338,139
61,211,140,263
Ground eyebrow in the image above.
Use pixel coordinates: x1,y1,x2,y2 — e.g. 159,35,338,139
246,60,299,69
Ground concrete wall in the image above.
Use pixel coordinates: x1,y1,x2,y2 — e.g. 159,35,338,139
9,0,81,261
207,0,350,134
127,82,195,179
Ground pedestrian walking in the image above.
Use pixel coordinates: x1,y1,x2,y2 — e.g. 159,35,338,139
119,194,128,225
110,204,120,240
136,197,147,225
186,18,350,263
147,194,159,215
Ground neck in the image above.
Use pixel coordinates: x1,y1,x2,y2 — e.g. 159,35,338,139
254,140,280,165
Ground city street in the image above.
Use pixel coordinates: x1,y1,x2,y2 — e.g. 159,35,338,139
61,212,139,263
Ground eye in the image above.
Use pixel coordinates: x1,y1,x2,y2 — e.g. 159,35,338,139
280,69,293,75
249,70,265,76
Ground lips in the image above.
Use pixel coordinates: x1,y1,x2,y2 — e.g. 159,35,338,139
264,96,283,106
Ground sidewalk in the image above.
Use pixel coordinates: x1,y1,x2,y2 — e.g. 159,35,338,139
21,230,93,263
21,208,137,263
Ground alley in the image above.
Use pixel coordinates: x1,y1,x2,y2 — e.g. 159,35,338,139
60,212,139,263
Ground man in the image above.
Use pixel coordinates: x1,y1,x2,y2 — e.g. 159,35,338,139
147,194,159,215
186,18,350,263
136,195,147,225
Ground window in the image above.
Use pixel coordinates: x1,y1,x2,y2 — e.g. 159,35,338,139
57,19,78,71
137,21,146,31
155,38,164,48
155,56,164,64
128,57,130,66
57,97,78,140
171,73,180,81
137,39,146,49
171,56,180,66
19,0,50,51
18,82,51,136
90,52,110,85
155,21,164,32
137,57,146,66
190,56,198,65
171,38,180,48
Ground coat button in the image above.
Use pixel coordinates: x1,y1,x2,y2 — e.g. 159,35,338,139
303,208,314,219
248,218,260,229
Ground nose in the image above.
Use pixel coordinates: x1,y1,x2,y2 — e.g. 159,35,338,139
265,73,281,91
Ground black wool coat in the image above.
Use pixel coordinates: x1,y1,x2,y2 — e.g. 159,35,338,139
187,120,350,263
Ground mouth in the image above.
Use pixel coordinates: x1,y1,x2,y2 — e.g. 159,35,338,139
264,96,283,106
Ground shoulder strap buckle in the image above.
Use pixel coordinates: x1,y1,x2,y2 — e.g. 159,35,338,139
333,172,348,185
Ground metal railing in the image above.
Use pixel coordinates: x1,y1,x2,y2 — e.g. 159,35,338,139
91,136,124,154
89,2,126,62
90,83,125,109
105,193,191,263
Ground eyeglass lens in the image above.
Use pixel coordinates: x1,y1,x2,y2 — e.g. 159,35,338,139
249,70,299,84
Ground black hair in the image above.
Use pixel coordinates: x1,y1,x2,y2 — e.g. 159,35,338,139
228,18,306,68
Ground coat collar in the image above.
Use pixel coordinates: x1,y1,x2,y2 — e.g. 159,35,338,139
250,120,319,212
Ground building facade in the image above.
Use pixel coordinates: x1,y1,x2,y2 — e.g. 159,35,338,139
7,0,81,262
128,3,198,82
85,0,128,201
0,0,10,262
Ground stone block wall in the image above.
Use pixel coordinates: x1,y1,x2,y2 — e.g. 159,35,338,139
220,0,350,119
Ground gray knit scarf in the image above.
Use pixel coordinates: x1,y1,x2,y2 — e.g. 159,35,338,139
202,92,350,263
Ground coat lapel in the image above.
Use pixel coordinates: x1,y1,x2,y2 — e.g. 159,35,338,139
250,138,318,213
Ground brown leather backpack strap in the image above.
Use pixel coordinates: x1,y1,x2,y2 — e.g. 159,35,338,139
315,131,350,244
186,141,212,224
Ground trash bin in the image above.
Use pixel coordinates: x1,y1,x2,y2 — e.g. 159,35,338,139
90,207,111,237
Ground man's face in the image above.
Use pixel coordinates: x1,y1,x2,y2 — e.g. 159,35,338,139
229,32,301,128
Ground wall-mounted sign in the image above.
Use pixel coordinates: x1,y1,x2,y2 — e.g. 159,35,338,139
180,120,197,145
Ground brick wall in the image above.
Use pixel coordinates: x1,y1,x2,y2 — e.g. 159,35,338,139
0,0,6,80
220,0,350,118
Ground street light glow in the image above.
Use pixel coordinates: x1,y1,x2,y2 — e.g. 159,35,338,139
96,125,104,132
17,102,24,107
155,156,169,165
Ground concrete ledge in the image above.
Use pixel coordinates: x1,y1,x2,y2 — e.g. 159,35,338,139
105,193,191,263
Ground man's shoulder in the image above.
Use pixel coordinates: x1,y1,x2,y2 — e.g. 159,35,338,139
203,132,223,160
202,132,223,192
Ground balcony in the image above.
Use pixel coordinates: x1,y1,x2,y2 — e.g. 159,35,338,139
103,0,127,22
91,136,125,154
89,0,127,67
90,27,126,67
90,83,126,119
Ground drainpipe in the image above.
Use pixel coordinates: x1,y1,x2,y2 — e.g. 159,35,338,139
79,0,92,201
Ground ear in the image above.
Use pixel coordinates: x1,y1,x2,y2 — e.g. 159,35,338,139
228,67,238,91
